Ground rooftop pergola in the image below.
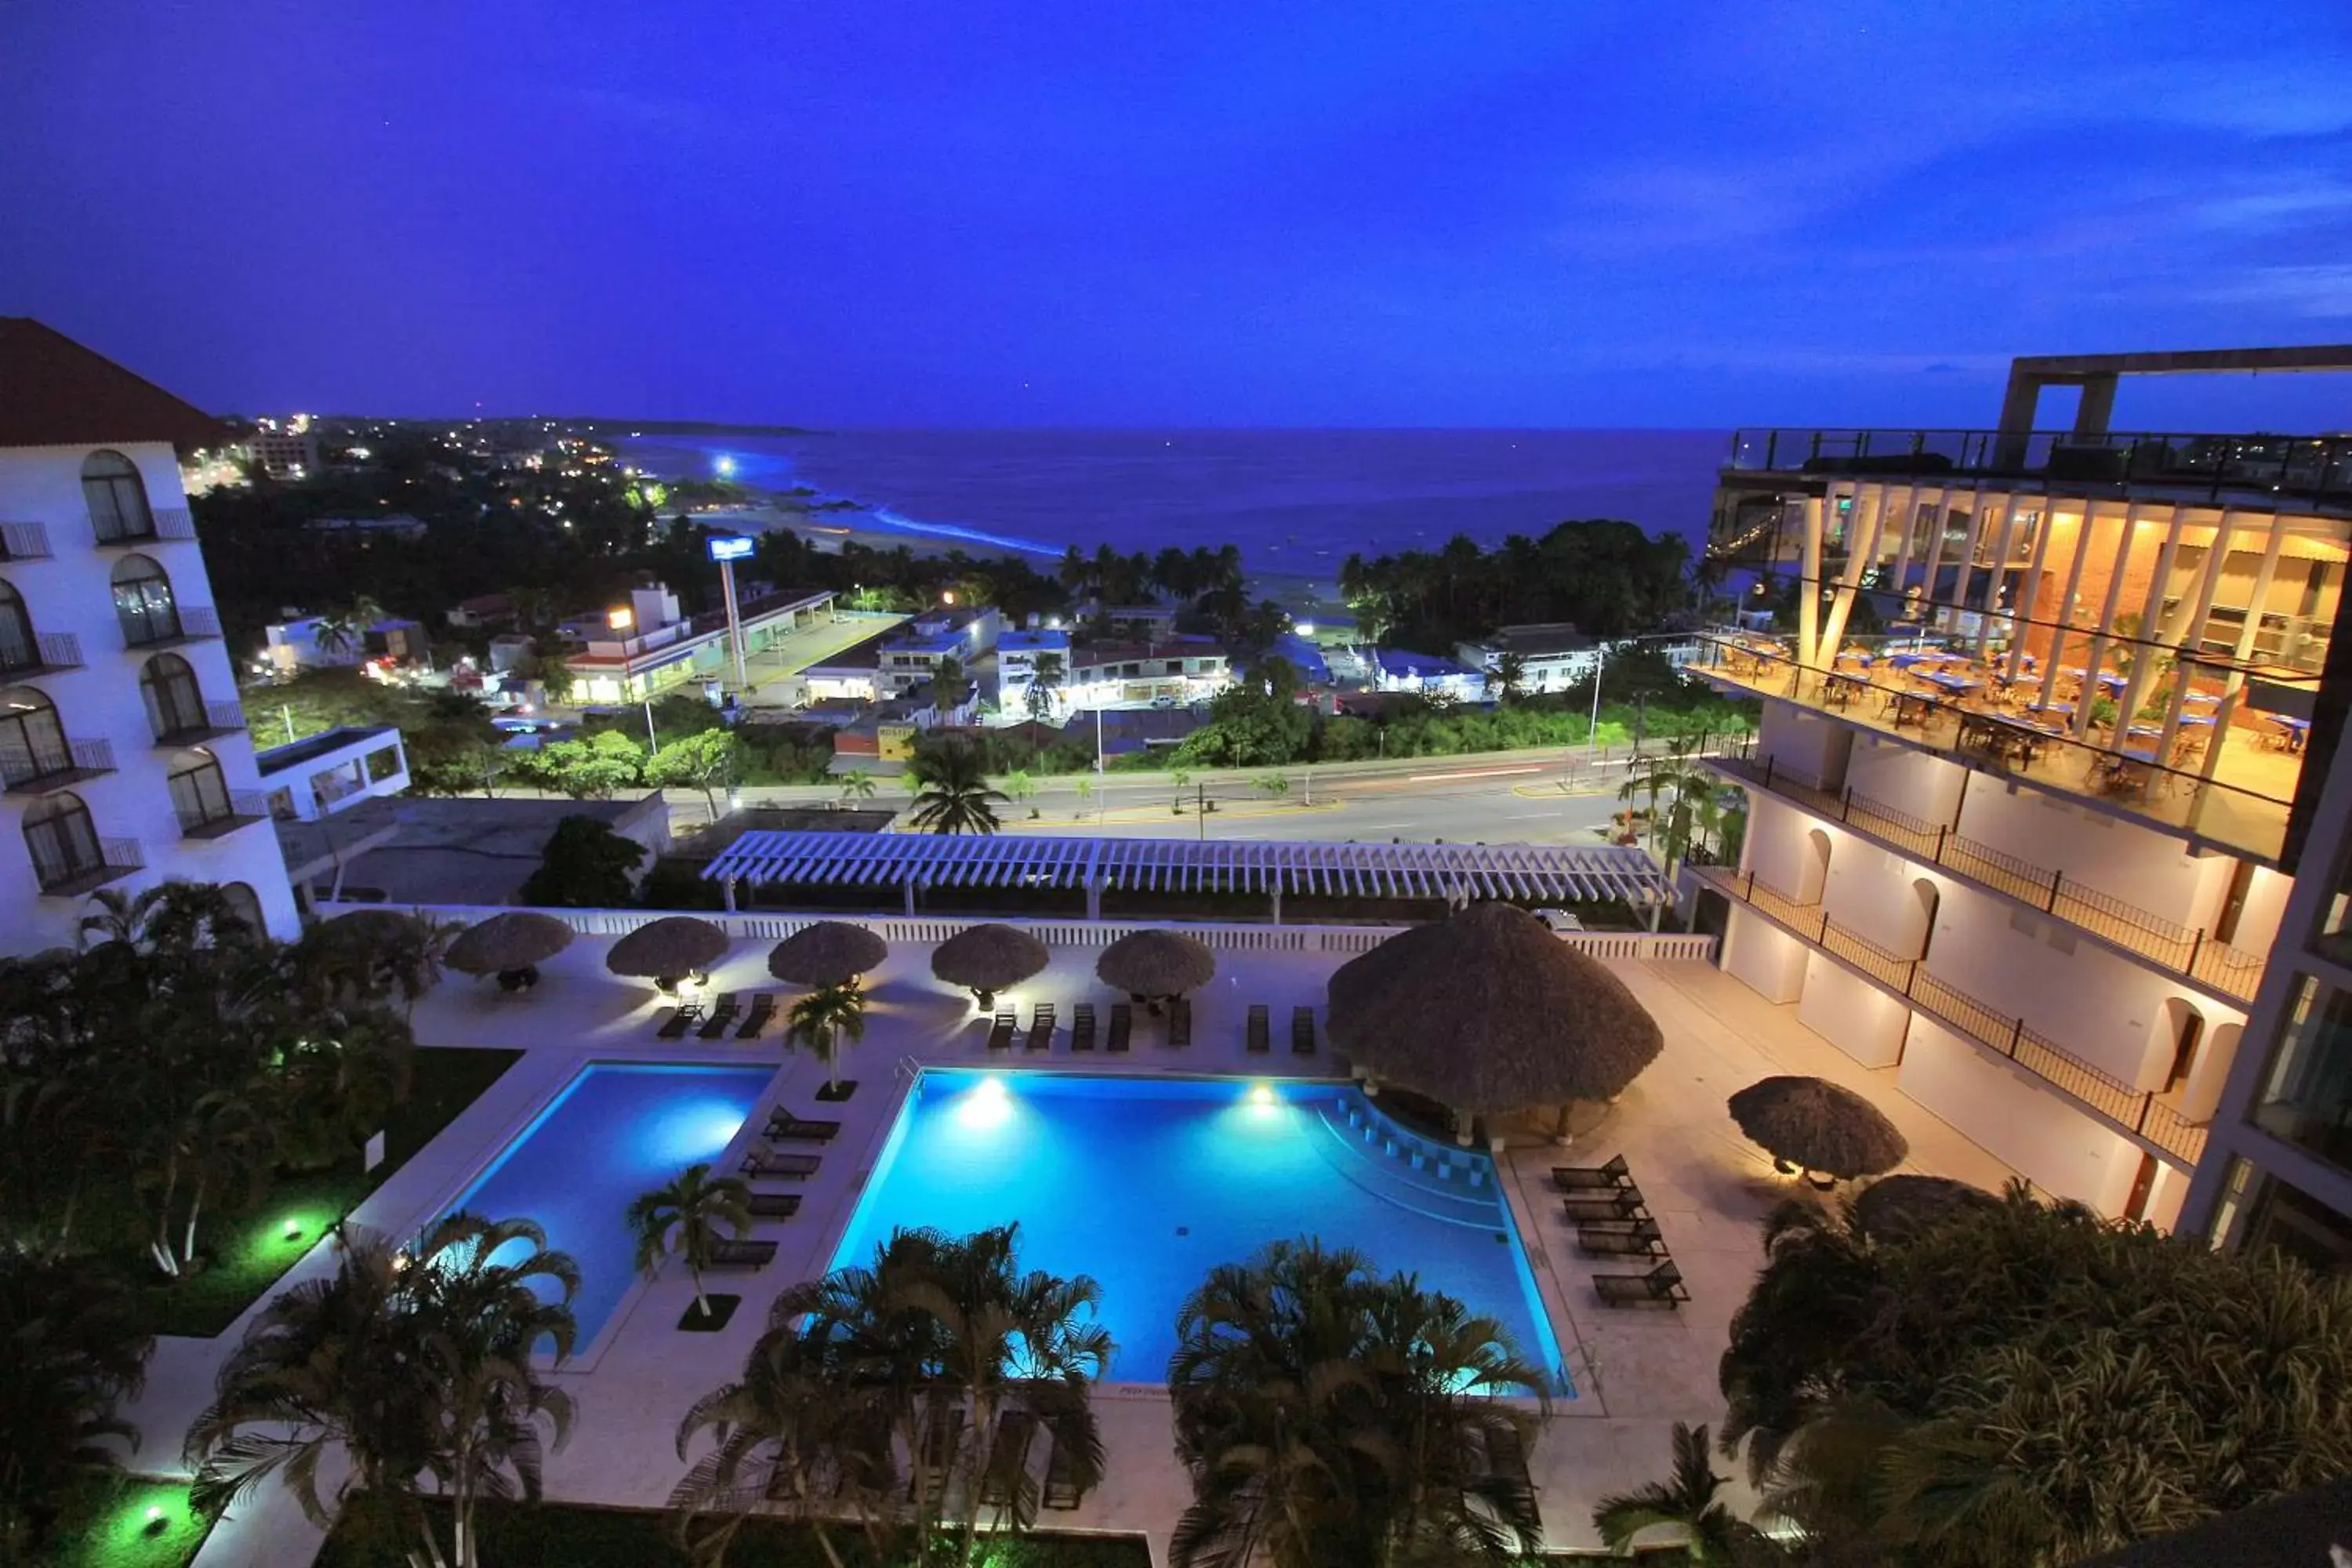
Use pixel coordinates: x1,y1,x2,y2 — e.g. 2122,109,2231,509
700,832,1671,920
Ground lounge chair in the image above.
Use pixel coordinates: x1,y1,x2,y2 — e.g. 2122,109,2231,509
1169,995,1192,1047
1071,1003,1097,1051
1291,1006,1315,1055
1479,1426,1541,1529
1042,1417,1089,1510
909,1407,967,1501
1577,1217,1667,1259
707,1238,779,1269
697,993,742,1040
765,1110,842,1143
656,1003,703,1040
1246,1004,1269,1054
1552,1153,1633,1192
742,1149,821,1180
978,1408,1038,1508
988,1011,1017,1052
1562,1186,1646,1223
1594,1260,1689,1309
1027,1003,1057,1052
746,1191,802,1220
1107,1003,1132,1053
735,991,778,1040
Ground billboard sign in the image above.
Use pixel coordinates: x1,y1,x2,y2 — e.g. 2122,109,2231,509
707,535,755,562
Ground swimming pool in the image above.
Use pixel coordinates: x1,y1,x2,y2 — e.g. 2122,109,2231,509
451,1063,771,1348
831,1070,1570,1389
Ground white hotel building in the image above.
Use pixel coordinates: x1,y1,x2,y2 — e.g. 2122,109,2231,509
0,319,300,949
1688,347,2350,1234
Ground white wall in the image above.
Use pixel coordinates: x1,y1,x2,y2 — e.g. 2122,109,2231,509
2225,863,2293,958
1841,735,1965,822
1721,906,1806,1002
1797,953,1911,1066
1898,1016,2147,1214
1757,702,1853,784
1954,779,2211,925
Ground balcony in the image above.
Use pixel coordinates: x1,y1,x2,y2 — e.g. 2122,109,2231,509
1,735,116,795
1711,747,2268,1005
33,837,143,897
1693,635,2298,866
0,631,85,679
1692,864,2209,1166
0,521,53,561
151,699,248,747
122,604,220,652
89,506,198,548
176,788,268,840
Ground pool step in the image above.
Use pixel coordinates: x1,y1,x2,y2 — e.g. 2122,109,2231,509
1305,1096,1501,1229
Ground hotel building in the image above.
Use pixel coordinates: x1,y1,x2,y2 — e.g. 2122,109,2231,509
0,319,301,948
1689,347,2350,1230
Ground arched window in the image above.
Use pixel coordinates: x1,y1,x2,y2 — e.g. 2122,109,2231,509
140,652,207,741
0,580,36,673
165,749,234,833
82,450,154,543
22,791,102,891
112,555,180,647
0,687,70,788
217,881,265,939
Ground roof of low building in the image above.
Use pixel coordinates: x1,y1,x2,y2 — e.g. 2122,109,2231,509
1474,622,1597,657
0,318,230,451
1374,648,1480,677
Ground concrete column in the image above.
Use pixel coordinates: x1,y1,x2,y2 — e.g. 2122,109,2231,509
2158,512,2238,764
1814,483,1886,661
1973,492,2021,661
2118,504,2192,734
2006,499,2060,684
1947,484,1991,636
723,875,738,913
903,879,916,918
1086,877,1102,922
1911,488,1956,632
1270,884,1283,926
1885,485,1922,615
2037,503,2102,714
2073,375,2120,437
1798,495,1825,668
1994,373,2045,468
2074,503,2145,743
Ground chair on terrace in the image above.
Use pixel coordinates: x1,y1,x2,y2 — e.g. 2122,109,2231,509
978,1409,1039,1509
1169,996,1192,1047
1027,1003,1057,1052
765,1109,842,1143
1106,1003,1133,1053
1552,1153,1632,1192
746,1191,802,1220
696,993,741,1040
707,1238,779,1269
988,1012,1017,1052
735,991,778,1040
1291,1005,1316,1055
1071,1003,1097,1051
742,1149,821,1180
1246,1004,1270,1054
1594,1260,1688,1309
656,1003,703,1040
1577,1216,1667,1259
1562,1185,1646,1223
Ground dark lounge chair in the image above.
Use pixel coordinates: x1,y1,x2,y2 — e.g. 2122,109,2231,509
1562,1185,1646,1223
1594,1260,1689,1309
1577,1217,1667,1259
988,1011,1017,1052
1552,1153,1633,1192
656,1003,703,1040
1107,1003,1133,1053
1291,1005,1315,1055
1071,1003,1097,1051
1246,1004,1269,1054
765,1110,842,1143
1480,1425,1541,1529
735,991,778,1040
1042,1417,1089,1510
707,1238,779,1269
909,1407,966,1501
742,1149,821,1180
746,1191,802,1220
1027,1003,1057,1052
978,1408,1038,1508
697,993,742,1040
1169,995,1192,1047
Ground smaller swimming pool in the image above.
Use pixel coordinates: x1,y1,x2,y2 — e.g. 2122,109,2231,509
449,1063,771,1348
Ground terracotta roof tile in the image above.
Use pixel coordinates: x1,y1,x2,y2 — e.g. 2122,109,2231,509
0,318,227,451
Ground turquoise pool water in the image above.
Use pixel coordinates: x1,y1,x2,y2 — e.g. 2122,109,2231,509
831,1069,1570,1390
451,1063,771,1347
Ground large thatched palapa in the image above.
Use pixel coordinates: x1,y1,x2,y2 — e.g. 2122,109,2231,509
446,911,574,978
1729,1075,1909,1181
605,916,731,984
1324,902,1663,1115
1853,1174,1995,1242
1095,929,1216,1000
767,921,887,989
931,924,1050,1007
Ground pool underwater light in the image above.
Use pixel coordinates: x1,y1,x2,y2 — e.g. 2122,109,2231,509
958,1075,1014,1130
1248,1083,1276,1106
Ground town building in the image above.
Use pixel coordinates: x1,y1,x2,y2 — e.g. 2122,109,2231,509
305,513,428,545
445,592,517,630
1064,635,1232,710
1688,346,2352,1231
563,581,837,704
877,604,1001,697
263,612,430,673
993,626,1072,717
793,630,889,706
1457,623,1600,693
241,415,320,479
1368,647,1487,702
256,724,412,821
0,318,302,946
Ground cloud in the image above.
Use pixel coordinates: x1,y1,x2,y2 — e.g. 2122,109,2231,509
2205,265,2352,318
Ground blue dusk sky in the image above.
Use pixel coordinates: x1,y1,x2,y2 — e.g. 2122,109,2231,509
3,0,2350,430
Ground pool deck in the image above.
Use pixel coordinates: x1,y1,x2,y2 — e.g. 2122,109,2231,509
148,928,2021,1565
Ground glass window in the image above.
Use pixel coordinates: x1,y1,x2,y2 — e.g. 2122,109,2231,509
140,652,205,739
2212,1156,2352,1276
2251,975,2352,1178
2321,840,2352,967
22,792,101,889
0,688,70,787
166,753,232,827
81,450,153,543
0,580,37,672
111,555,180,647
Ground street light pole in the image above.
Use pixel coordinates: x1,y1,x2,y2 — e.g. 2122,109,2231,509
643,699,658,752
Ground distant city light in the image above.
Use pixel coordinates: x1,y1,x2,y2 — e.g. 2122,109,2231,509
1294,620,1316,637
713,455,738,477
608,608,635,630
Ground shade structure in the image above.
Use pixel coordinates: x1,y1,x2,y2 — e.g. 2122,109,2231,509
1728,1076,1909,1181
1853,1174,1996,1243
1095,929,1216,999
446,911,574,976
1323,902,1663,1115
767,921,888,988
930,923,1050,997
604,916,730,981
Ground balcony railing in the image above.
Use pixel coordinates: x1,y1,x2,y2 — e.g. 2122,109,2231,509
0,521,53,560
122,604,220,651
1693,864,2209,1165
32,836,143,897
176,788,268,840
90,506,198,547
0,631,85,677
0,735,116,793
1712,746,2269,1004
152,699,248,746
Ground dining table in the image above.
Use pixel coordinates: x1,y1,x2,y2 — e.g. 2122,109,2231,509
2267,715,2313,753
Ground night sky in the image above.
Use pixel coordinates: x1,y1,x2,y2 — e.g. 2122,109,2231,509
4,1,2350,430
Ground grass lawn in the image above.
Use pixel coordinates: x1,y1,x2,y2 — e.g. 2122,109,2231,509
314,1499,1150,1567
91,1047,521,1338
35,1475,211,1568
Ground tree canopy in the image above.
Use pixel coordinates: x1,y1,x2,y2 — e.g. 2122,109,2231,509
1341,520,1693,653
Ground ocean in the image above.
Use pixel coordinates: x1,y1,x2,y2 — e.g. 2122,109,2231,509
619,428,1725,590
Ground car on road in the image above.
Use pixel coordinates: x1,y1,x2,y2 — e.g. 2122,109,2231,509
1534,907,1585,934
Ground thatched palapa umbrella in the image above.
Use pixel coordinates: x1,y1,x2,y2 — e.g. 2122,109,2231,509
768,921,887,990
1095,929,1216,1013
1853,1174,1994,1242
1728,1075,1909,1185
605,915,730,993
931,924,1050,1010
446,911,574,991
1325,903,1663,1138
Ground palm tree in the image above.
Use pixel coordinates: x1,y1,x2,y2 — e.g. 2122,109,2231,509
0,1246,153,1557
187,1213,579,1568
1491,652,1528,704
787,982,868,1094
837,769,877,806
909,742,1008,836
630,1162,754,1322
1026,652,1065,720
1594,1422,1756,1560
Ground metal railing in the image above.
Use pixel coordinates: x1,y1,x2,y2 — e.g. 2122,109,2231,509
31,835,143,894
0,521,53,560
1693,865,2208,1163
1725,427,2352,508
122,604,220,650
176,788,268,837
0,631,84,675
0,734,115,791
90,506,198,546
152,699,247,745
1712,747,2268,1004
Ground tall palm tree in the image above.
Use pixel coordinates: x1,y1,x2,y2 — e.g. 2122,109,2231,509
0,1245,153,1557
1026,652,1065,720
1593,1422,1756,1560
909,742,1007,836
1490,652,1528,704
786,982,868,1095
837,769,877,806
187,1213,579,1568
630,1162,754,1321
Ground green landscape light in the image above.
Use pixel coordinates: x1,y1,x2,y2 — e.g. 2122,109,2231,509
144,1503,167,1533
283,1218,303,1241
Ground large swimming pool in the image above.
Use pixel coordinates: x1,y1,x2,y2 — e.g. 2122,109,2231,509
451,1063,771,1348
832,1069,1570,1389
